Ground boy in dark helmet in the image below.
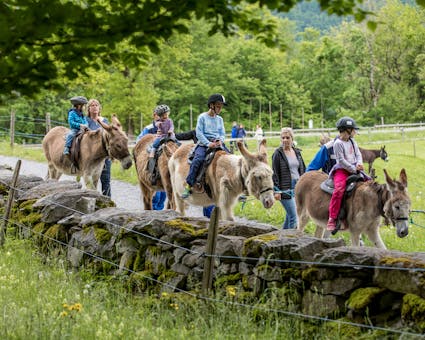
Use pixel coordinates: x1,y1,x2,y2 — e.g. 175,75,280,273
181,93,229,199
327,116,364,231
63,96,89,155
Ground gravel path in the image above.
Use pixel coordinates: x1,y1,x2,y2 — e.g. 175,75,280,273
0,155,206,217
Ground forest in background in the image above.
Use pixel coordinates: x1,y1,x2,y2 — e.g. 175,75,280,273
0,0,424,140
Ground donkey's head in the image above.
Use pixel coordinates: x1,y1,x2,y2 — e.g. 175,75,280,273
383,168,410,238
98,114,132,170
238,140,275,209
380,145,389,162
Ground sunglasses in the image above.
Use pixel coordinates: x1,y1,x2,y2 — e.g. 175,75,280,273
281,136,291,140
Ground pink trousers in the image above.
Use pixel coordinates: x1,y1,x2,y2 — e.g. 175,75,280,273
328,169,350,220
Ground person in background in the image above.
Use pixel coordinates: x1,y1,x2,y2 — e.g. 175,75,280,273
136,112,160,143
327,117,364,231
272,127,305,229
63,96,88,155
254,124,264,150
230,121,238,152
237,123,247,147
306,138,336,174
86,98,112,197
181,93,229,199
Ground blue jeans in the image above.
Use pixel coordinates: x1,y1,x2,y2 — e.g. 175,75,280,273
100,159,111,197
186,144,230,186
203,205,215,218
280,179,298,229
65,129,79,148
186,145,208,186
153,191,166,210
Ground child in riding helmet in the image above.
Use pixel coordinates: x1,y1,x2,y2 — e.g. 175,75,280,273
148,104,176,158
327,116,364,231
63,96,89,155
181,93,230,199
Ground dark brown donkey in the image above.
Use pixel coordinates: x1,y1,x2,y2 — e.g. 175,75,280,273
359,146,388,174
296,168,410,248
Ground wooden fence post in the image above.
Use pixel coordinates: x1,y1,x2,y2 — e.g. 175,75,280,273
202,206,220,295
0,160,21,246
46,112,51,133
10,109,15,148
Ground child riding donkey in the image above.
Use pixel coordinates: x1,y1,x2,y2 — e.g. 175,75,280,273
327,116,371,231
63,96,89,155
147,104,180,173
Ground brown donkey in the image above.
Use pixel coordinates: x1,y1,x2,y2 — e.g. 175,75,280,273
168,140,275,221
295,169,410,248
42,115,132,190
133,134,180,210
359,146,388,174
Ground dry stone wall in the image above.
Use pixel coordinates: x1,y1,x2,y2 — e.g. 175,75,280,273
1,166,424,333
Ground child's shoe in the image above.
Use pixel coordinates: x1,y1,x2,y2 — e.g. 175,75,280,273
181,185,192,199
326,218,337,231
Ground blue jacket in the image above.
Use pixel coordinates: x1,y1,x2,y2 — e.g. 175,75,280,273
237,128,246,138
306,140,335,174
231,125,238,138
136,120,158,142
68,108,88,130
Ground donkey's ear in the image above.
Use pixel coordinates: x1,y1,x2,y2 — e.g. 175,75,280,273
383,169,395,188
399,168,407,187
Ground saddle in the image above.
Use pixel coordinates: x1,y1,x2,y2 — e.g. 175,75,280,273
320,174,363,235
69,129,87,173
147,137,180,185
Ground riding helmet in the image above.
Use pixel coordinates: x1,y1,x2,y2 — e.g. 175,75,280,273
70,96,88,106
154,104,170,116
207,94,227,107
336,116,359,131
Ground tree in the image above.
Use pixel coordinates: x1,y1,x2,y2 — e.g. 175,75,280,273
0,0,375,100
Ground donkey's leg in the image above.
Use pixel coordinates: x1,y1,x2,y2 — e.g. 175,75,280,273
350,230,362,247
47,163,61,180
364,227,387,249
83,175,96,190
173,191,185,216
296,208,309,233
314,226,326,238
138,181,152,210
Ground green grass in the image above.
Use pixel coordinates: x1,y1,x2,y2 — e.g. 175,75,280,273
0,238,405,339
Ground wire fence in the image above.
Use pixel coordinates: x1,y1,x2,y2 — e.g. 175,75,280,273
0,175,424,337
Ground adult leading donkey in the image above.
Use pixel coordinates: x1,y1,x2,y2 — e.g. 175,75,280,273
133,134,180,210
169,140,275,221
42,115,132,190
295,169,410,248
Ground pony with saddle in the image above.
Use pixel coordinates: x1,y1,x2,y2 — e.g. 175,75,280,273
133,134,180,210
168,140,275,221
42,115,132,190
359,146,388,174
295,168,410,248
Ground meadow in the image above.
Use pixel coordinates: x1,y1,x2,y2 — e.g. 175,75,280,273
0,132,424,339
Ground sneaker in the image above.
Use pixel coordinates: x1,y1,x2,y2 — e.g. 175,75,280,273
327,218,337,231
181,185,192,199
63,147,70,155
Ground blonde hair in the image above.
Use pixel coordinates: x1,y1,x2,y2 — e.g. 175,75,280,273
87,99,101,117
280,127,294,139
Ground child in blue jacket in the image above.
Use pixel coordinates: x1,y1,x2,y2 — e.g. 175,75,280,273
63,96,89,155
